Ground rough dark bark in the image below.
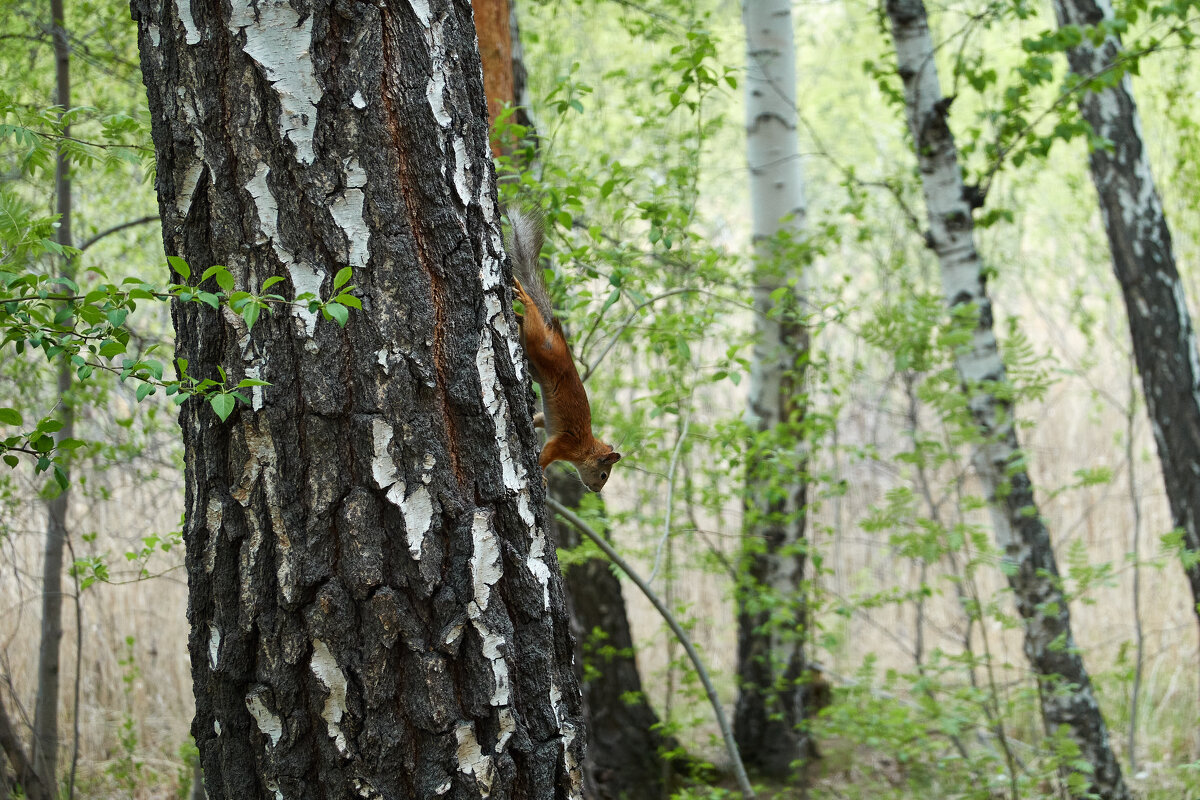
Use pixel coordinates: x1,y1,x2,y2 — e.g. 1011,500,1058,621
547,469,672,800
32,0,73,788
886,0,1131,797
734,0,812,778
1051,0,1200,644
131,1,585,798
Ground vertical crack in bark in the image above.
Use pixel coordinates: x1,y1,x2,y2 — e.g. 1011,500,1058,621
380,15,466,491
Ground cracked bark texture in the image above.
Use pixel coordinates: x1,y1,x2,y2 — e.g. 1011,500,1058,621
735,0,812,779
130,1,584,798
1051,0,1200,641
885,0,1130,797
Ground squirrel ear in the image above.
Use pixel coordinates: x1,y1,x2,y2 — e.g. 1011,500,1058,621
602,451,622,465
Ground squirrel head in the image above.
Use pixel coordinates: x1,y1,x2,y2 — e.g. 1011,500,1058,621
575,444,622,492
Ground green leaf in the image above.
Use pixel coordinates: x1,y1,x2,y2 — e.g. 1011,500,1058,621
167,255,190,280
197,292,220,309
261,275,286,291
106,308,128,327
334,293,362,310
136,383,155,402
0,408,21,426
325,302,349,327
333,266,352,291
2,454,17,468
242,302,260,330
209,393,236,422
214,269,235,293
99,340,126,358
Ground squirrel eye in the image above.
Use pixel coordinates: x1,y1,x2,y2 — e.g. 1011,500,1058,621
600,472,608,480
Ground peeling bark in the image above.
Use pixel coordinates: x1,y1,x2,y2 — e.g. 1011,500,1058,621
131,1,584,797
885,0,1131,797
1051,0,1200,645
735,0,813,779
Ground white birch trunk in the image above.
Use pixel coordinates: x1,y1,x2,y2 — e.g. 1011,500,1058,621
885,0,1131,796
734,0,813,778
1051,0,1200,650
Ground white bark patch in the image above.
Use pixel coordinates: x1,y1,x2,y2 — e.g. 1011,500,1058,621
244,163,320,341
173,89,204,216
469,511,503,616
287,261,324,343
401,486,433,560
208,623,221,668
228,0,321,164
549,679,584,799
371,419,433,558
454,722,494,794
453,138,471,205
435,778,452,795
351,90,367,109
371,419,400,488
238,423,297,605
310,639,350,756
177,0,200,43
214,720,221,736
475,329,522,491
246,690,283,746
495,707,516,753
222,305,266,409
526,523,552,611
330,158,370,271
147,24,160,46
204,496,222,573
469,512,512,708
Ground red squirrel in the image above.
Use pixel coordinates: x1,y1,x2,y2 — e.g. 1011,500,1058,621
508,210,621,492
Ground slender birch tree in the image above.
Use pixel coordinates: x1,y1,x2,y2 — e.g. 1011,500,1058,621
735,0,814,778
1049,0,1200,647
131,0,584,797
31,0,72,788
884,0,1130,796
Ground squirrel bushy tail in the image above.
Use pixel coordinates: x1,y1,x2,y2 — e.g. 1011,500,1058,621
506,209,554,320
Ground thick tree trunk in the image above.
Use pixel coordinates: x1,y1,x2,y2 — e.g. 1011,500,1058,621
547,470,672,800
131,1,584,798
735,0,812,779
32,0,73,789
470,0,515,157
885,0,1130,797
1051,0,1200,645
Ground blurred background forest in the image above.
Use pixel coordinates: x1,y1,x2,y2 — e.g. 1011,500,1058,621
3,0,1200,796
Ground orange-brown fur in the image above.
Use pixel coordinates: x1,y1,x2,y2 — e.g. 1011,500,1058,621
509,211,621,492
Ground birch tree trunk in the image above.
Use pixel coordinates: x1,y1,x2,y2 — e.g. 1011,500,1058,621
131,1,584,797
32,0,73,787
885,0,1130,797
735,0,813,778
1050,0,1200,647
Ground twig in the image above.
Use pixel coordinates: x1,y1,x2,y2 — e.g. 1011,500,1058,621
647,412,690,584
545,497,756,800
78,215,159,252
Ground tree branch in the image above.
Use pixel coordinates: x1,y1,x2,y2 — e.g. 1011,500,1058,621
78,215,159,252
544,497,756,800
